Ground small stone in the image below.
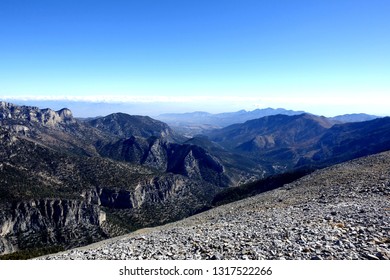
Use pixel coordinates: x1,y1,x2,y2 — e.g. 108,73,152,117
210,253,222,260
365,254,380,260
367,227,375,233
375,252,389,260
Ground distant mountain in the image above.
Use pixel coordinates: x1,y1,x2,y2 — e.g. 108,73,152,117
330,113,380,123
207,113,333,149
305,117,390,166
206,113,390,172
158,108,306,126
156,108,306,136
205,114,334,170
214,108,307,126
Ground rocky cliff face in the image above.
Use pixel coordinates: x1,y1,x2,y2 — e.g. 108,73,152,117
0,101,111,157
0,171,219,256
83,175,194,209
82,174,219,230
104,177,166,207
0,199,106,255
0,101,75,128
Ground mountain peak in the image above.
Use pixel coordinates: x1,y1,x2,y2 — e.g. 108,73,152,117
87,112,178,141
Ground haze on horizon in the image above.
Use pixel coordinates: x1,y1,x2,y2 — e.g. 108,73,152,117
1,0,389,117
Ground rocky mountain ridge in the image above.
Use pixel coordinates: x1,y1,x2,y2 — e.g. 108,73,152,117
0,101,75,128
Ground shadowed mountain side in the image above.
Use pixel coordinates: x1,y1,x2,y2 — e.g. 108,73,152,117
97,136,235,188
183,135,272,185
302,117,390,166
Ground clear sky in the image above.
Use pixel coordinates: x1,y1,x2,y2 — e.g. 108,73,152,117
0,0,389,117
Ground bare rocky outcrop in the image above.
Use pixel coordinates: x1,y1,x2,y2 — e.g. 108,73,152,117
0,101,75,128
83,174,209,209
0,199,105,255
0,165,218,256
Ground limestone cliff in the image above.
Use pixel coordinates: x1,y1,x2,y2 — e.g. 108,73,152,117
0,101,75,128
0,199,105,255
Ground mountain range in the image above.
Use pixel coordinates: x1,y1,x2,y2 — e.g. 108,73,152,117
0,100,389,258
205,113,390,171
156,108,381,136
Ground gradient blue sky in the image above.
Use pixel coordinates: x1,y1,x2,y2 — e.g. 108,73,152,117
0,0,389,117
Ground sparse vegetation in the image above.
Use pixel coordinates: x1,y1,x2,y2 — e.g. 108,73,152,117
0,246,64,260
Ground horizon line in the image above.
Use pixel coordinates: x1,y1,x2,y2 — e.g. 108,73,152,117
1,97,387,118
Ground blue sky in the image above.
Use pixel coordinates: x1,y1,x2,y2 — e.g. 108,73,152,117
0,0,389,117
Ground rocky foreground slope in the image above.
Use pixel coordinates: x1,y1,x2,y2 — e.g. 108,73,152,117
40,151,390,260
